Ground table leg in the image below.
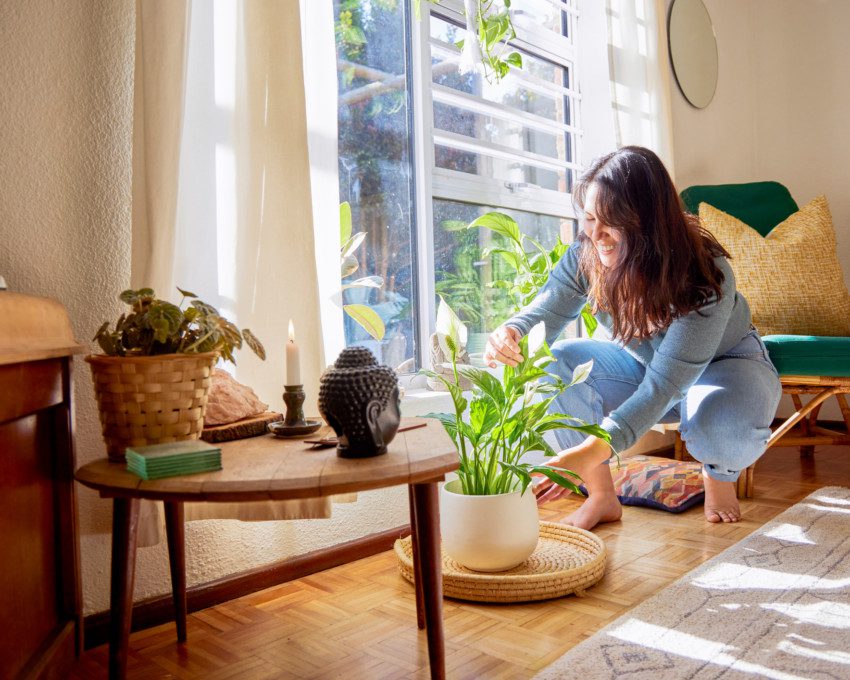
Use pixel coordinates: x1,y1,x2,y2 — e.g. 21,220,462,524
407,485,425,629
164,501,187,643
411,482,445,680
109,497,141,680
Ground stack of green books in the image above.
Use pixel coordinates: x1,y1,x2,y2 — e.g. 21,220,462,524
125,440,222,480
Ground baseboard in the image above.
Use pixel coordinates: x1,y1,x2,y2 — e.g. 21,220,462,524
83,524,410,650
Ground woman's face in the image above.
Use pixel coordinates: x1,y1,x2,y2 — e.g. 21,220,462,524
582,183,621,268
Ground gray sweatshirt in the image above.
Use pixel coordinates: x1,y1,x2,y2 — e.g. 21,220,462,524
505,240,753,453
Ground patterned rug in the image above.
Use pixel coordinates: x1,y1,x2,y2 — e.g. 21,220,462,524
534,487,850,679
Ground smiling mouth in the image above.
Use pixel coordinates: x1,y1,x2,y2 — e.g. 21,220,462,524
597,244,615,254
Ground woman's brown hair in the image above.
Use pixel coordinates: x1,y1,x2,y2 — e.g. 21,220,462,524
574,146,730,343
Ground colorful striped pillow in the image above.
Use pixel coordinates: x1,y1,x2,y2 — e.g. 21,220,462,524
580,455,704,513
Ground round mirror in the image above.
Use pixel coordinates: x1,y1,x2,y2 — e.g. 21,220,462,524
668,0,718,109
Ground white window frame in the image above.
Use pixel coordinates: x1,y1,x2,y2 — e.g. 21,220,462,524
411,0,585,366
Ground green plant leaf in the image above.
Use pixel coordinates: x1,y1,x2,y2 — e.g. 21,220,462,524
147,301,182,342
343,303,385,341
528,465,584,495
341,275,383,290
423,412,460,443
176,287,198,299
469,398,500,439
498,462,532,495
341,254,359,278
340,201,352,245
119,289,138,305
191,299,219,316
561,423,611,442
242,329,266,360
523,431,557,458
505,51,522,68
581,304,598,337
469,212,521,244
458,366,505,407
489,248,521,272
341,231,367,259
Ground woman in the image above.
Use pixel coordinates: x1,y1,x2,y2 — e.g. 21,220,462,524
483,146,781,529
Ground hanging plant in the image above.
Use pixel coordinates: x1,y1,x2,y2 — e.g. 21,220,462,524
416,0,522,82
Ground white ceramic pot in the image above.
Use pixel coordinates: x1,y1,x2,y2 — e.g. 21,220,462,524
440,478,540,572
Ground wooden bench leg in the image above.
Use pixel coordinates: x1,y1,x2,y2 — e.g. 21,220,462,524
673,432,686,461
736,466,754,499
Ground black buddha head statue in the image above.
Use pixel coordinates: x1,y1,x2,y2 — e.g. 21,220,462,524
318,347,401,458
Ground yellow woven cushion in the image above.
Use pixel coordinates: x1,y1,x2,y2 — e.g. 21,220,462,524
699,196,850,336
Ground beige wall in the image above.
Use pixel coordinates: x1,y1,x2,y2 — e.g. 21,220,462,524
673,0,850,260
671,0,850,419
0,0,408,616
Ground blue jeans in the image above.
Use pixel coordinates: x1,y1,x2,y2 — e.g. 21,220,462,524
547,330,782,482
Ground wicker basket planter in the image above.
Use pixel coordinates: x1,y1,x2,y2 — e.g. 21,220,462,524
86,352,218,462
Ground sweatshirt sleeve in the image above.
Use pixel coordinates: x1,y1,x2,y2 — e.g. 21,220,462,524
504,241,588,346
602,259,738,454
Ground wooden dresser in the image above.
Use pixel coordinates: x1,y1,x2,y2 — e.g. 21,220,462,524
0,292,84,679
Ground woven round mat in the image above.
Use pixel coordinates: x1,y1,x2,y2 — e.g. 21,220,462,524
394,522,606,603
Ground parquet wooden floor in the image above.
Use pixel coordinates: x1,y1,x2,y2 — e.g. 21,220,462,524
70,445,850,679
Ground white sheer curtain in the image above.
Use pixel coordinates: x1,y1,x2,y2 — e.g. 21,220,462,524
131,0,346,543
172,0,329,408
605,0,676,176
130,0,191,294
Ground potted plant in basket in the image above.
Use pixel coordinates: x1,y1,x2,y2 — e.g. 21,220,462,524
423,301,609,572
88,287,265,462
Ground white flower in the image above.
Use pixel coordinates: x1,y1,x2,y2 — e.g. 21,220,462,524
459,0,485,75
528,321,546,356
435,297,467,359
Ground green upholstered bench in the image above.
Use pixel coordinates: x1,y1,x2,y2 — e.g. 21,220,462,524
679,183,850,498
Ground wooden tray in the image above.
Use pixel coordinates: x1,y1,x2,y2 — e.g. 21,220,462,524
201,411,283,443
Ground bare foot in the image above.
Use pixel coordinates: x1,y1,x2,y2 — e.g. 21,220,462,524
702,469,741,523
564,492,622,530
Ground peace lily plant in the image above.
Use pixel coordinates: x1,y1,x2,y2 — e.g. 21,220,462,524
423,300,609,571
424,299,609,497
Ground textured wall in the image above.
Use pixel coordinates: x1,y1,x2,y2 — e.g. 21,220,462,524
0,0,410,616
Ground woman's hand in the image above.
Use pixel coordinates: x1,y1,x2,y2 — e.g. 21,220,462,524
483,325,523,368
533,436,612,505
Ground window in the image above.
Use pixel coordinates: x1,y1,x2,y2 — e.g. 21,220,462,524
334,0,582,371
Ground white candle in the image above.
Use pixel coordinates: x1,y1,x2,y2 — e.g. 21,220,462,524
286,320,301,386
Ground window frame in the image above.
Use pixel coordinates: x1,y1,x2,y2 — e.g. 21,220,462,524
411,0,585,366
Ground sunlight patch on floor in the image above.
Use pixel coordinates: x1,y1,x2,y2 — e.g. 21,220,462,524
810,493,850,506
762,601,850,629
691,563,850,591
608,618,809,680
763,523,816,545
804,503,850,515
777,639,850,665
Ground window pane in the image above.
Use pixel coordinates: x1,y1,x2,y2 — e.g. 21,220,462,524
335,0,417,371
432,199,578,356
434,141,572,192
428,13,575,194
514,0,573,36
430,44,570,123
429,15,571,88
433,101,568,160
